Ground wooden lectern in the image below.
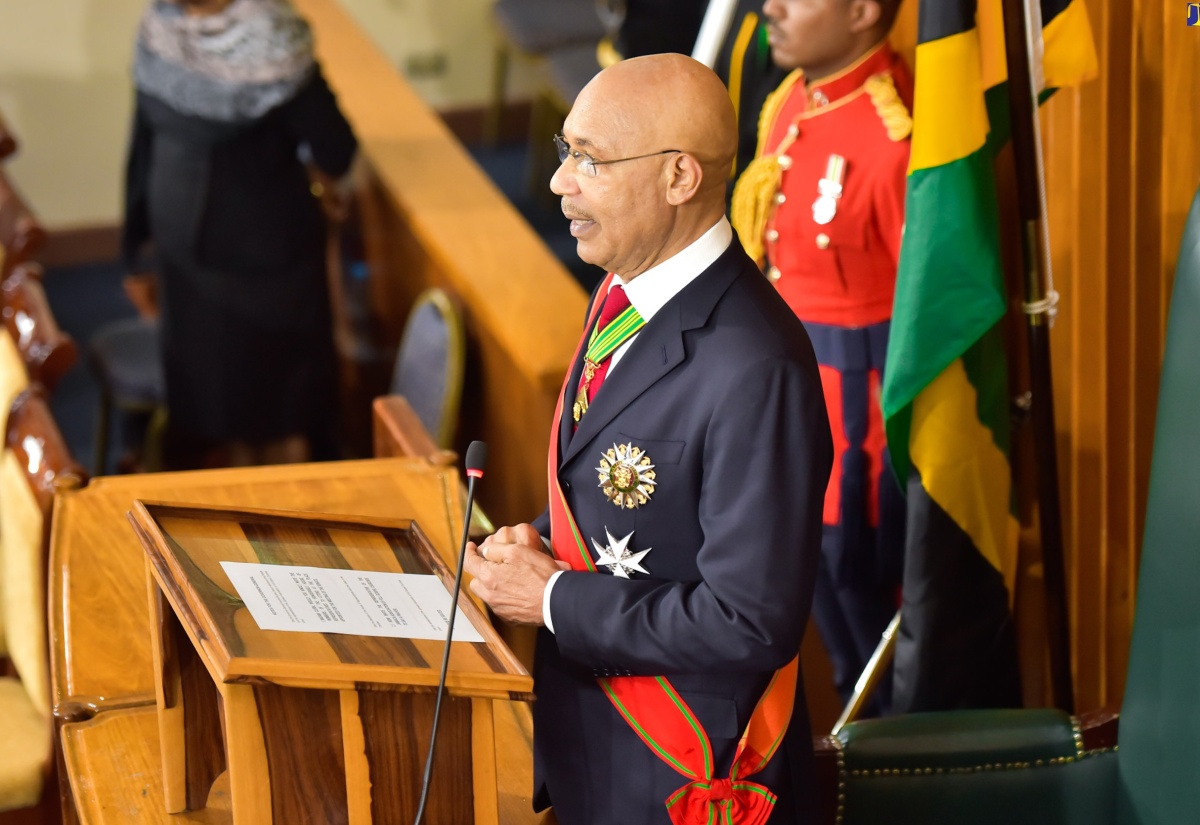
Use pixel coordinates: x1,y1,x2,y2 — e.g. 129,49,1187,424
130,501,533,825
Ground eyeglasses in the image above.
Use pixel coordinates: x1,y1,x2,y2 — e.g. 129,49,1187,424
554,134,681,177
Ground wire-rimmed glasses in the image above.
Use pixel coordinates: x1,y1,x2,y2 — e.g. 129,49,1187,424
554,134,681,177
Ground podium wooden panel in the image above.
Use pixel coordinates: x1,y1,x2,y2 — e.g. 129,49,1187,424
130,502,532,825
60,701,553,825
61,706,233,824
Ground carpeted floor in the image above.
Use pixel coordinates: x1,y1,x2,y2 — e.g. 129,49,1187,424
42,139,600,475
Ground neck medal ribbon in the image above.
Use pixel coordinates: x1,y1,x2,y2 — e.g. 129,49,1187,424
573,298,645,423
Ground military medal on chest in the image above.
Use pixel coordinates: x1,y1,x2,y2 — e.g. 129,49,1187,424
812,154,846,226
573,359,599,422
596,442,656,508
591,527,651,578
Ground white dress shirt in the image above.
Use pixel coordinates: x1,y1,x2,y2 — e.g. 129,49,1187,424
542,216,734,631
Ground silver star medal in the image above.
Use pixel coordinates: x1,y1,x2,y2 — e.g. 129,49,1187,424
591,528,651,578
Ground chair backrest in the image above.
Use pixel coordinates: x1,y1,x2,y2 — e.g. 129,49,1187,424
1,263,77,392
1,388,84,718
0,170,44,282
1114,187,1200,824
388,288,465,450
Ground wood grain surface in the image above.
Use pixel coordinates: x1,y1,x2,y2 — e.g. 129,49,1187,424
49,457,466,715
60,701,555,825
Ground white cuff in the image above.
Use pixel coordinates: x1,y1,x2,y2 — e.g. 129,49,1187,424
543,570,564,633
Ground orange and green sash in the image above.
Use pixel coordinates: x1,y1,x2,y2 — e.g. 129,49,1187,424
547,274,799,825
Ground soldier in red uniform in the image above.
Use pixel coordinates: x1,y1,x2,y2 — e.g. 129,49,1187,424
731,0,909,712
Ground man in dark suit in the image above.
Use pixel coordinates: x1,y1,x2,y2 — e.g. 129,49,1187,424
463,53,832,825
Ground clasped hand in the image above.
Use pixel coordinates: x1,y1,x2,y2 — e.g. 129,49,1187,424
463,523,570,626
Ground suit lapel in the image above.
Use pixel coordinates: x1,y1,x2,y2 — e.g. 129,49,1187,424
559,240,749,469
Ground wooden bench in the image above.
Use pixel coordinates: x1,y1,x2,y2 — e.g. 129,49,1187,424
0,170,44,282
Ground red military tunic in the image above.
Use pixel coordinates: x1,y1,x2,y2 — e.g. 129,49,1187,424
732,41,913,708
760,42,912,327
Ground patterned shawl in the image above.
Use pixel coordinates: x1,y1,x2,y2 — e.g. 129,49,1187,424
134,0,315,122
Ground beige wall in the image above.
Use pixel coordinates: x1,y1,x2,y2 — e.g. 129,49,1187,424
338,0,538,107
0,0,145,229
0,0,535,230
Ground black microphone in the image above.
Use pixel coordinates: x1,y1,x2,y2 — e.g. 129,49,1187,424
413,440,487,825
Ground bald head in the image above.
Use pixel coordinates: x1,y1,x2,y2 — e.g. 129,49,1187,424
576,54,737,209
551,55,738,279
588,54,734,201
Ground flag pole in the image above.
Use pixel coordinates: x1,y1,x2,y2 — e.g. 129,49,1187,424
1000,0,1074,713
831,611,900,735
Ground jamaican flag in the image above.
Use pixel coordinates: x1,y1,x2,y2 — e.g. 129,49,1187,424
884,0,1096,713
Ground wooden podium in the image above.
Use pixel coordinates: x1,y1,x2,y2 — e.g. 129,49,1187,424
129,501,534,825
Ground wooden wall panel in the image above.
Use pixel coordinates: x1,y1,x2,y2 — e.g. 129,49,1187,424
1038,0,1200,712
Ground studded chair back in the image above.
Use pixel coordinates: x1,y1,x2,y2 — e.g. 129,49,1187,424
388,288,465,451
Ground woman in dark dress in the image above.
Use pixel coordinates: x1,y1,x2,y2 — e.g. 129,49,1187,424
123,0,357,466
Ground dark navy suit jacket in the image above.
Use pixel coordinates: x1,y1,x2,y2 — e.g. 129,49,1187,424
530,237,833,824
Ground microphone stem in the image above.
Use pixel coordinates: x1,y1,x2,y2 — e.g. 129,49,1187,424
412,474,478,825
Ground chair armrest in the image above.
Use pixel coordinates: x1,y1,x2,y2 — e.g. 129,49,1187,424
371,394,493,543
371,395,451,463
2,264,77,391
833,709,1118,825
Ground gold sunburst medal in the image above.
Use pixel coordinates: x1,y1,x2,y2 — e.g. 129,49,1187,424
596,442,656,509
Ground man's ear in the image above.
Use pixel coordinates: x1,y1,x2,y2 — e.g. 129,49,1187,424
848,0,883,34
665,153,703,206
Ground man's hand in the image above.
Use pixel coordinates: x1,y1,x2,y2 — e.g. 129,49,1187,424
464,524,570,626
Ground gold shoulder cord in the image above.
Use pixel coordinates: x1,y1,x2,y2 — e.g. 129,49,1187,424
864,72,913,141
730,69,804,264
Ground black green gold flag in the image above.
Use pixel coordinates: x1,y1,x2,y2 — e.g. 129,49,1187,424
884,0,1096,713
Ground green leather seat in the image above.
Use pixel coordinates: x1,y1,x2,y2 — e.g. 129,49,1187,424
832,185,1200,825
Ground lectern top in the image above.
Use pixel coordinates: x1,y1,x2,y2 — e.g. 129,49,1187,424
131,501,533,700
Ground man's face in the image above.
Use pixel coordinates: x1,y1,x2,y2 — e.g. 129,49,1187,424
762,0,860,74
550,91,675,279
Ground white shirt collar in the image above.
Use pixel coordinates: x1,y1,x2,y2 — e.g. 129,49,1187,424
610,216,732,322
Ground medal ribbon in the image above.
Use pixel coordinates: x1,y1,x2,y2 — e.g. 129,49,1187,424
586,304,645,363
574,291,646,422
547,274,799,824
